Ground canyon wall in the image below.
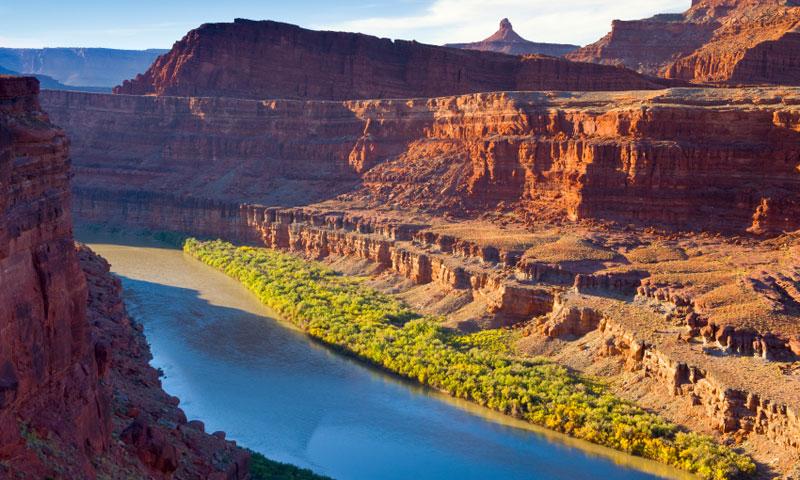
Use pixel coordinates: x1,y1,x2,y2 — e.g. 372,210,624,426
0,75,105,478
0,76,248,478
43,88,800,235
113,19,670,100
66,193,800,466
36,85,800,472
568,0,800,85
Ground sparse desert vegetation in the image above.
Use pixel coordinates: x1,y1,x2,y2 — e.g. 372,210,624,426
186,238,756,480
524,235,618,263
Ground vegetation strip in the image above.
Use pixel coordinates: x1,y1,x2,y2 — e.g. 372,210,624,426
249,451,333,480
185,239,755,480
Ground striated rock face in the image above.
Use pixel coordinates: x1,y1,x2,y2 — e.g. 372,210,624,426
33,80,800,468
113,19,669,100
568,0,800,85
0,76,103,478
0,77,248,479
256,208,556,326
445,18,579,57
43,88,800,235
592,307,800,457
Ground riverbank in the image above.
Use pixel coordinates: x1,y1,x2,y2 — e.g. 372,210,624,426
76,230,331,480
82,228,686,480
184,238,755,480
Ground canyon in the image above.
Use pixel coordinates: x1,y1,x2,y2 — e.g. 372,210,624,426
4,5,800,477
445,18,579,57
568,0,800,85
0,76,249,479
40,82,800,474
113,19,672,100
41,87,800,236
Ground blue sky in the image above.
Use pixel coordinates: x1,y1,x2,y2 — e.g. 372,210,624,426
0,0,689,49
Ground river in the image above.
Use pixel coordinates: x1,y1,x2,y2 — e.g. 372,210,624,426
80,230,688,480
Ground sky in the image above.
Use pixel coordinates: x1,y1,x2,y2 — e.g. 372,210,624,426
0,0,689,50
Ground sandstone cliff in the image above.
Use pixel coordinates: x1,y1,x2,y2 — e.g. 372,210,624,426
0,75,104,479
568,0,800,85
114,19,670,100
445,18,579,57
0,76,247,478
37,83,800,475
43,88,800,235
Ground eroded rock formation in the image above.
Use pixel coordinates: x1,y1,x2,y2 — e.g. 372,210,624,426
0,76,248,478
445,18,579,57
35,81,800,474
568,0,800,85
79,246,250,479
0,75,103,479
42,88,800,235
113,19,670,100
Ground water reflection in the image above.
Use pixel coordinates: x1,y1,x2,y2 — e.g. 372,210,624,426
81,232,689,480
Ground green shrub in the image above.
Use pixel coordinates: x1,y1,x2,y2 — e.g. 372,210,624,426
186,239,756,480
249,451,332,480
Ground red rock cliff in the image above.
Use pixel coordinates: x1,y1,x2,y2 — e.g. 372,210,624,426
568,0,800,85
0,77,248,479
42,88,800,235
114,19,670,100
0,76,104,478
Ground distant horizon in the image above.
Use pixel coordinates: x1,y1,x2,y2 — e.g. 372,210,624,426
1,0,688,50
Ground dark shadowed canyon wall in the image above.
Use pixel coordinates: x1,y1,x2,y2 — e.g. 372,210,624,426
114,19,672,100
0,76,249,479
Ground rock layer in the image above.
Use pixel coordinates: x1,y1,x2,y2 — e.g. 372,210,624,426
59,191,800,467
114,19,669,100
43,88,800,235
0,76,103,478
39,80,800,468
568,0,800,85
0,76,248,478
445,18,579,57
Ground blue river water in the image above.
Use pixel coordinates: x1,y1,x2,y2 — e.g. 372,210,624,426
81,233,687,480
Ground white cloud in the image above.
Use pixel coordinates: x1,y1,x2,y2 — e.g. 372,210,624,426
317,0,689,46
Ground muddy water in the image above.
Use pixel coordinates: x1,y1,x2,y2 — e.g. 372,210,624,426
81,231,688,480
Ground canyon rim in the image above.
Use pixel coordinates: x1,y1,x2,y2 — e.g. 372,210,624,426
2,1,800,479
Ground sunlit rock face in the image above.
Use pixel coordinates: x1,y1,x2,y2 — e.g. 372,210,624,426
42,87,800,236
569,0,800,85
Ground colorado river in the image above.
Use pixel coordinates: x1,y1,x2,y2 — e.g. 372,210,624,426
81,231,688,480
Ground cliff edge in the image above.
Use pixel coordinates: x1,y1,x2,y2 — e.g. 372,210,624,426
0,76,249,479
568,0,800,85
114,19,670,100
